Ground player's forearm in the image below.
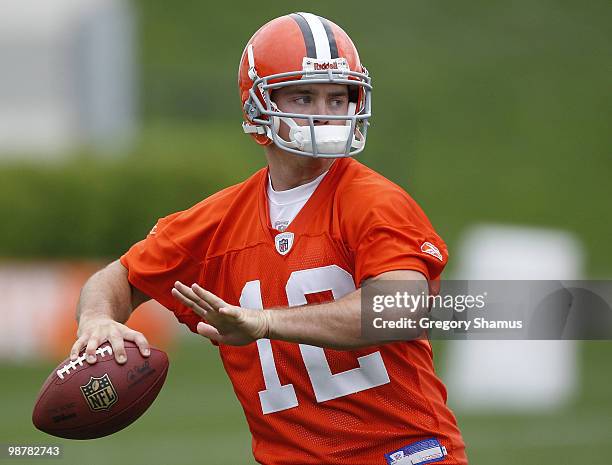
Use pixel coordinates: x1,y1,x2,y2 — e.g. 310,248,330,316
76,260,136,327
264,289,364,349
264,273,429,349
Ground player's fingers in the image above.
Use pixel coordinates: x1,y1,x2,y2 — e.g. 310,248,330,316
173,282,213,312
123,329,150,357
129,330,151,357
192,284,226,310
196,321,222,342
108,330,127,364
70,335,88,360
173,281,200,300
85,336,101,363
172,288,208,318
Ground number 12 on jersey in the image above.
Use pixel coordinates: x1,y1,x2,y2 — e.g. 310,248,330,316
239,265,390,414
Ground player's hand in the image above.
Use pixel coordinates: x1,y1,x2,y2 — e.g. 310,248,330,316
71,317,150,364
172,281,269,345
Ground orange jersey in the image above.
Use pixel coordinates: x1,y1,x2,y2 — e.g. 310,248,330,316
121,158,467,465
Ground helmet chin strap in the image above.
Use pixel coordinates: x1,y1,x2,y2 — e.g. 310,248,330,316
269,102,364,155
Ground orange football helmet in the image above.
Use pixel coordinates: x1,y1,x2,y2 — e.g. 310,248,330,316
238,13,371,158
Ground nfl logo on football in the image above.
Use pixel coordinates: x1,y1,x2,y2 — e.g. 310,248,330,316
80,374,118,411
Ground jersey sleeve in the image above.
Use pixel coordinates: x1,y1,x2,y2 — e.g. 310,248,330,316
119,179,249,334
120,210,211,333
341,180,448,286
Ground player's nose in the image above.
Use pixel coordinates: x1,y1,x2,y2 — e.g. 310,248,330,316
313,98,331,125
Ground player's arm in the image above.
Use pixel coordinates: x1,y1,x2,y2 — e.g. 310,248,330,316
72,259,152,363
172,269,429,349
266,269,427,349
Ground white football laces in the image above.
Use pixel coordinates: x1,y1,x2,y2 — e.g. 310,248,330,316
56,345,114,380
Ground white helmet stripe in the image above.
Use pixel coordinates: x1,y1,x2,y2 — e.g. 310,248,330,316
298,12,331,60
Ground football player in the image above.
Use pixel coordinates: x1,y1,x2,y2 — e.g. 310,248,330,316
72,13,467,465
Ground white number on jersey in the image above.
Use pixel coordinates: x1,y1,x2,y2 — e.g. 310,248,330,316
240,265,390,414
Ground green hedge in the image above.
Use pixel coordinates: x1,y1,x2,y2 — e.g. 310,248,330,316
1,123,264,259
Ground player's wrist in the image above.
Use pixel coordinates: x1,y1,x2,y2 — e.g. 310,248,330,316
260,310,273,340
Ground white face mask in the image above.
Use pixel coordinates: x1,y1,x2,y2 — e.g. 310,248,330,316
270,102,365,156
288,124,353,155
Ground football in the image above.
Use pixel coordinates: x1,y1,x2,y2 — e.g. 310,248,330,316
32,341,169,439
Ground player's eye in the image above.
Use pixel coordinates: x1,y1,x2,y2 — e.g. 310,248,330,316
294,96,311,105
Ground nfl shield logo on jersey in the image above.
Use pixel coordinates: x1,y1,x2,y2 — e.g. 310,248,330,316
275,232,294,256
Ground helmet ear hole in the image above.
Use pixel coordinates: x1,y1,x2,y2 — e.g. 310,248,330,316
348,85,359,104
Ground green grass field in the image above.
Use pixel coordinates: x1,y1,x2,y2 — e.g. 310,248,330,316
2,337,611,465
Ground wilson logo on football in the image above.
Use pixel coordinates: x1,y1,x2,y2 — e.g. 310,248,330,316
421,241,443,261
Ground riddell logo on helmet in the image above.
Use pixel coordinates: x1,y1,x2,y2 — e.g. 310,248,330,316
314,62,339,70
302,57,349,73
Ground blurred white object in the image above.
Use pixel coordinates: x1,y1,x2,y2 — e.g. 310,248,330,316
444,224,583,412
0,0,137,156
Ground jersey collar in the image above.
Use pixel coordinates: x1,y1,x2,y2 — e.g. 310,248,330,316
258,157,351,240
